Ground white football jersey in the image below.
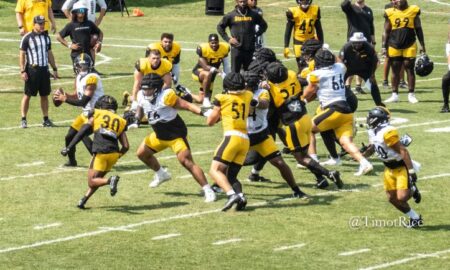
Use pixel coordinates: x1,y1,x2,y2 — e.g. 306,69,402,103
247,88,269,134
309,63,347,107
76,72,104,113
62,0,107,23
368,125,402,162
137,89,178,125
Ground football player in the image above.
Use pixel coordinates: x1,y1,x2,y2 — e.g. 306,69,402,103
191,34,230,106
145,33,182,85
206,72,254,211
53,53,104,166
303,49,373,176
363,107,422,228
244,71,308,198
135,74,216,203
284,0,324,71
61,95,129,209
264,62,343,189
441,23,450,113
382,0,426,103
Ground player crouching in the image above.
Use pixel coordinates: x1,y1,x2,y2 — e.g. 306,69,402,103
61,95,129,209
364,107,422,228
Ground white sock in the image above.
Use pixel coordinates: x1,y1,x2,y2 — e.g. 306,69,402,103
156,167,166,177
406,209,420,219
360,158,370,166
202,184,211,191
310,154,318,161
226,190,236,196
251,168,260,175
203,98,211,107
238,192,244,198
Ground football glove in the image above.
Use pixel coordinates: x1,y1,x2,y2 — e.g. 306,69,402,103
283,48,291,58
408,169,418,184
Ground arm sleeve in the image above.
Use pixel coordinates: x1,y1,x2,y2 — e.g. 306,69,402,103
61,0,76,11
173,52,181,65
66,94,92,107
284,10,294,47
315,19,324,42
217,15,231,42
340,0,352,14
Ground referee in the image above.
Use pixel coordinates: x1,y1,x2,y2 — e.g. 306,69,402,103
19,15,58,128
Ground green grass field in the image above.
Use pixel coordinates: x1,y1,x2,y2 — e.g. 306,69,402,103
0,0,449,269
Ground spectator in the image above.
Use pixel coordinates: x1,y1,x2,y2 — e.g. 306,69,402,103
441,22,450,113
248,0,265,49
62,0,107,26
217,0,267,72
19,15,59,128
15,0,56,36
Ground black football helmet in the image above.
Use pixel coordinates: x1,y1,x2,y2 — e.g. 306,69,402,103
74,53,93,75
223,72,246,92
314,49,336,70
297,0,312,8
95,95,118,111
265,62,288,84
243,71,260,90
366,107,391,129
141,74,164,102
415,54,434,77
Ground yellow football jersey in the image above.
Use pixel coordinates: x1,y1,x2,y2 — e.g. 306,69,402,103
268,70,302,108
384,5,420,49
136,58,172,76
147,42,181,64
91,109,127,153
196,42,230,68
213,90,253,134
288,5,320,43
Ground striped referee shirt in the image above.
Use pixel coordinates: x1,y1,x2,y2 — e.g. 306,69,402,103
19,31,52,67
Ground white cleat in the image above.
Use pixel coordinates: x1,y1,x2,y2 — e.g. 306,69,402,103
408,93,419,104
384,93,399,103
354,162,373,176
320,157,342,166
149,168,171,188
204,188,217,203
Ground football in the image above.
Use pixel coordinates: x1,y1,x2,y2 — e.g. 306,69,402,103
53,88,64,107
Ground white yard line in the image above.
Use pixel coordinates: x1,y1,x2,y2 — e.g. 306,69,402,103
176,174,193,179
212,238,242,245
16,161,45,167
359,248,450,270
152,233,181,240
273,243,306,252
0,120,73,130
428,0,450,6
338,248,371,256
33,223,62,230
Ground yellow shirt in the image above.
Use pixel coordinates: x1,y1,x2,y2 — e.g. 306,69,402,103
136,58,172,76
15,0,52,32
384,5,420,49
196,42,230,68
268,70,302,108
213,90,253,134
147,42,181,64
288,5,320,43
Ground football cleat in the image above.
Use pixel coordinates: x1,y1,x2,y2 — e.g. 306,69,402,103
64,159,77,167
384,93,399,103
399,80,408,89
109,175,120,196
407,215,423,229
211,184,223,193
247,173,271,182
320,157,342,166
293,190,309,200
354,85,366,95
382,80,389,89
408,93,419,104
354,162,373,176
235,194,247,211
42,119,54,127
316,177,329,189
204,187,217,203
440,104,449,113
149,168,171,188
328,171,344,189
122,91,130,107
21,119,27,129
222,194,240,212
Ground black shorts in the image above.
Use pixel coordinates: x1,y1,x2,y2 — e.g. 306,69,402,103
24,66,51,97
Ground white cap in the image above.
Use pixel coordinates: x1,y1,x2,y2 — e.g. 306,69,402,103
72,1,88,12
349,32,367,42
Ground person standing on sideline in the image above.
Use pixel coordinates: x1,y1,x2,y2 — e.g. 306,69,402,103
341,0,375,94
248,0,265,49
16,0,56,36
217,0,267,72
441,21,450,113
62,0,107,26
19,15,59,128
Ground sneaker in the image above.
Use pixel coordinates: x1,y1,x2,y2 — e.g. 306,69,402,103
382,80,389,89
42,119,54,127
328,171,344,189
399,80,408,89
320,157,342,166
408,93,418,104
355,86,366,94
384,93,399,103
222,194,240,212
211,184,223,193
204,188,216,203
247,173,271,182
149,168,171,188
109,175,120,196
440,104,449,113
235,194,247,211
21,119,27,128
407,215,423,228
354,162,373,176
316,177,329,189
293,190,309,200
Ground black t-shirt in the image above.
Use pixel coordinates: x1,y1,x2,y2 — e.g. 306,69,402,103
340,41,378,78
341,0,374,41
59,20,100,55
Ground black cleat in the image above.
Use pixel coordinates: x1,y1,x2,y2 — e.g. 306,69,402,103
77,197,87,209
382,80,389,89
109,175,120,196
355,86,366,94
42,119,54,127
235,195,247,211
64,160,77,167
399,80,408,89
222,194,240,212
293,190,309,200
211,184,223,193
247,173,271,182
440,105,449,113
407,215,423,228
316,177,329,189
329,171,344,189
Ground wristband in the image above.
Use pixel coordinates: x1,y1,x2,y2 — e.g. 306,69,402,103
18,26,23,29
408,169,415,174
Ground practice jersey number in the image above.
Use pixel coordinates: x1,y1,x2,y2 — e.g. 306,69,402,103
231,102,246,120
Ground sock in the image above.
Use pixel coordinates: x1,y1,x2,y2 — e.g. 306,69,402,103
202,97,211,107
202,184,211,191
320,130,339,159
408,89,414,93
21,117,26,121
78,196,88,206
360,158,370,167
43,116,49,121
291,186,301,194
156,167,166,177
306,159,329,177
310,154,318,161
238,192,244,198
251,168,260,175
226,189,236,196
406,209,420,219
